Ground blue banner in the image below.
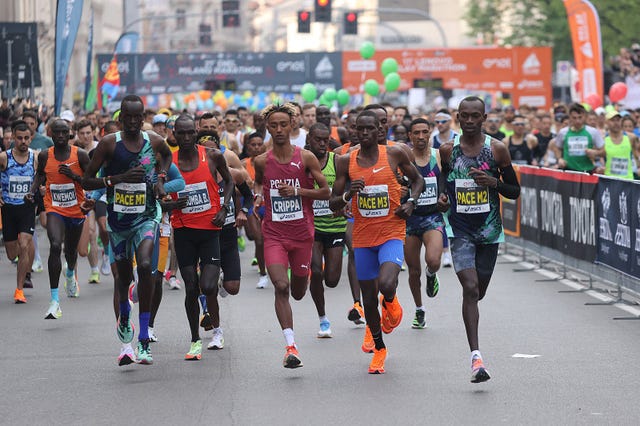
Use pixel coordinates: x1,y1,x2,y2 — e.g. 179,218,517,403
83,6,93,109
115,32,139,54
54,0,84,115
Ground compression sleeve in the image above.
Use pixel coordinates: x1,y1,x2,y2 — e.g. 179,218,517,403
237,180,254,210
496,165,520,199
164,163,185,193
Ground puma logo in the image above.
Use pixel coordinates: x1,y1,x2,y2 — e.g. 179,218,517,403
290,162,302,170
373,167,385,173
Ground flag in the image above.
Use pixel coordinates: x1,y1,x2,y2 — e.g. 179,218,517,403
83,6,93,110
563,0,604,102
85,63,98,111
100,55,120,103
54,0,85,115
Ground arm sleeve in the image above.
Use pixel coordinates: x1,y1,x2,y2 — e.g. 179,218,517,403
496,165,520,199
163,163,185,194
236,180,254,210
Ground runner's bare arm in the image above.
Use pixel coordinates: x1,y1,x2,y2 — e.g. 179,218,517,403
208,149,234,227
0,151,7,172
391,145,423,219
329,153,354,211
288,149,329,200
437,142,453,211
224,149,244,170
252,153,267,217
82,134,114,189
151,133,172,199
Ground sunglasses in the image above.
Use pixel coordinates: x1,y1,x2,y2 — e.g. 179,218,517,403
513,122,527,126
486,118,501,123
435,120,449,124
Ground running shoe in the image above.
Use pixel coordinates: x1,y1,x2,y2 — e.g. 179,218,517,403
89,271,100,284
251,257,258,266
347,301,365,325
412,309,426,329
14,289,26,304
23,273,33,288
128,282,138,304
368,347,387,374
380,295,403,334
168,276,181,290
256,274,269,289
442,251,453,268
426,271,439,298
200,312,213,331
32,259,43,273
136,340,153,365
100,254,111,276
361,326,374,353
237,235,246,252
185,340,203,361
118,344,136,366
283,345,303,369
64,274,79,298
163,269,173,283
45,300,61,319
208,328,224,350
317,319,332,338
11,256,18,266
218,272,228,298
148,327,158,343
470,356,491,383
117,315,135,343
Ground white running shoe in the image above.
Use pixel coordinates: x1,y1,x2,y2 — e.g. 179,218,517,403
168,276,182,290
32,259,43,273
64,274,79,298
148,327,158,342
45,300,62,319
118,343,136,366
317,319,332,338
218,273,228,298
256,275,269,289
100,254,111,276
442,251,453,268
208,328,224,350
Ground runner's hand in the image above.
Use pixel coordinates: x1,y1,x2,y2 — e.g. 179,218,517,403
394,202,414,220
437,193,450,212
154,181,167,200
469,167,497,188
80,198,96,214
277,183,296,197
121,166,146,183
160,196,187,212
235,210,248,228
58,164,77,181
349,178,365,197
23,193,34,204
212,209,227,227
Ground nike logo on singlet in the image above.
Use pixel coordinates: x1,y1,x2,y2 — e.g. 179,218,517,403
373,167,385,173
332,239,343,245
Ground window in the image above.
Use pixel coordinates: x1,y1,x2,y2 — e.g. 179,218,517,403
176,9,186,30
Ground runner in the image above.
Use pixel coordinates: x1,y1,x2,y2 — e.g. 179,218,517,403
551,103,605,172
82,94,172,365
1,120,36,303
170,115,234,361
27,119,90,319
252,103,330,368
307,123,347,338
404,118,446,329
438,96,520,383
601,110,634,179
330,110,423,374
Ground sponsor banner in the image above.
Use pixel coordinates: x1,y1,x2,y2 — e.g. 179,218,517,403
596,177,636,277
96,52,342,99
0,22,42,87
54,0,84,115
518,166,598,261
632,183,640,278
564,0,604,102
341,47,552,109
501,166,521,237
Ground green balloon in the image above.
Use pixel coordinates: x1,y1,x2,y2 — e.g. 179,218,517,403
360,41,375,60
380,58,398,77
364,79,380,96
384,72,401,92
323,88,337,102
337,89,350,106
301,83,317,102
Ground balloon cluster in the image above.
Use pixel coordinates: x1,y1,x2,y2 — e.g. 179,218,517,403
299,84,350,107
583,82,628,110
359,41,403,95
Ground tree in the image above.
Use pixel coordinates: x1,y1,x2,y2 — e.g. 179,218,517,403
463,0,505,46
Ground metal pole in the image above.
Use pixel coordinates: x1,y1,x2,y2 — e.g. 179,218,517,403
6,40,13,101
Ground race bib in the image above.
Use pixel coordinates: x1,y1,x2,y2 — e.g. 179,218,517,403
417,177,438,206
160,213,171,237
567,135,588,156
313,199,332,217
270,188,303,222
455,179,489,214
178,182,211,214
610,157,630,176
220,195,236,226
50,183,77,208
8,175,31,199
113,182,146,213
357,184,390,217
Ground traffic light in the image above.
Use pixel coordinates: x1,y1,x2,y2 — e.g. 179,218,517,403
344,11,358,35
222,0,240,27
315,0,332,22
298,11,311,33
199,23,212,45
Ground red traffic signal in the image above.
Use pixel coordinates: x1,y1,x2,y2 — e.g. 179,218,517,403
344,11,358,35
298,10,311,33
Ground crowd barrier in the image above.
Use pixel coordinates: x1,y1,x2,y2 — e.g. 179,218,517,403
500,165,640,319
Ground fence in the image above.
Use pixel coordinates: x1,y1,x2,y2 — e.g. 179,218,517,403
500,165,640,319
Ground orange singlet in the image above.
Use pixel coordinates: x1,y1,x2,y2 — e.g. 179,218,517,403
243,157,256,183
339,143,352,155
348,145,405,248
43,145,85,218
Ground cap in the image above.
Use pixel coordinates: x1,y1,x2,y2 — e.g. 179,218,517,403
166,115,178,130
158,108,172,116
632,43,640,51
434,112,452,121
152,114,168,125
60,110,75,122
112,109,121,121
606,110,621,120
594,107,605,116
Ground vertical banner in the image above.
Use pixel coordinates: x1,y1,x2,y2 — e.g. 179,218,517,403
83,6,93,110
563,0,604,103
632,183,640,278
518,166,540,245
54,0,84,115
114,32,139,54
501,165,521,237
596,177,633,274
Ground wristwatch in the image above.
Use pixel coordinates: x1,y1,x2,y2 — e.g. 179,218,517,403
241,207,249,214
406,197,417,207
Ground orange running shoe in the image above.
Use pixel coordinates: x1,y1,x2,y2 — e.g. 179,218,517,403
14,289,26,304
380,295,403,334
471,356,491,383
283,345,303,368
368,347,387,374
361,325,374,353
348,301,365,325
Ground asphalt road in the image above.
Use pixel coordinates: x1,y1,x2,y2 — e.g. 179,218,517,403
1,231,640,426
